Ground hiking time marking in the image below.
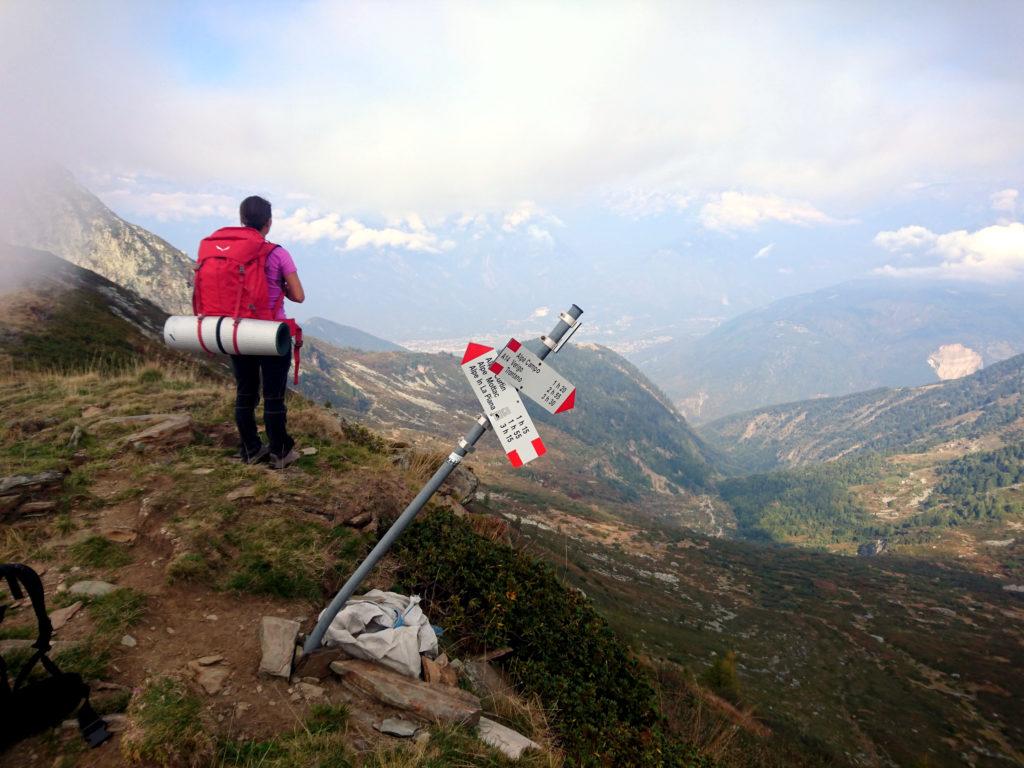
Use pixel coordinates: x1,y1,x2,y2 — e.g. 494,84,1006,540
489,338,576,415
460,342,546,467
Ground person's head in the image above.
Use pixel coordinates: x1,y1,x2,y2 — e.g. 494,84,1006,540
240,195,272,235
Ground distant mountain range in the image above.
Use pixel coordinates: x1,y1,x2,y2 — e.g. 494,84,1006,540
302,316,407,352
634,279,1024,423
703,352,1024,473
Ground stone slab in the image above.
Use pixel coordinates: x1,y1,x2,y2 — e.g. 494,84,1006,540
259,616,300,678
331,659,481,726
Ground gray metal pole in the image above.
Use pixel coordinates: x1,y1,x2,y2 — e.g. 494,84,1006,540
302,303,583,655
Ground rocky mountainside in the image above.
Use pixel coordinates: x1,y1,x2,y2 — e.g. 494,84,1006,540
0,169,195,314
303,316,407,352
635,279,1024,423
299,337,715,506
702,352,1024,473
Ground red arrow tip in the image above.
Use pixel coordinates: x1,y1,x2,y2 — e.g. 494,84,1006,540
507,450,524,468
532,437,546,457
554,389,576,413
461,342,494,364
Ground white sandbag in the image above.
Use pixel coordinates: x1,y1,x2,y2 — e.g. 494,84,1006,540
319,590,438,678
163,315,290,357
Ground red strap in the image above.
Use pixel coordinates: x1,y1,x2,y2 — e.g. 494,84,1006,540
232,319,241,355
196,316,212,355
293,344,300,385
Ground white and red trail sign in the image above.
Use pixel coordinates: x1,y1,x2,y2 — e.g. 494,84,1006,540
489,338,576,415
460,342,546,467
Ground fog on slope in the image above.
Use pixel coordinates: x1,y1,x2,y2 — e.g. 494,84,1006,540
635,278,1024,423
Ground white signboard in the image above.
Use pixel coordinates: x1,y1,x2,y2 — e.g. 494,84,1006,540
490,338,576,414
460,342,546,467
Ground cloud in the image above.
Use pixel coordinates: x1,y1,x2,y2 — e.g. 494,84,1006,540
700,192,840,232
530,306,550,320
94,184,237,222
873,222,1024,281
992,188,1020,217
274,208,454,253
754,243,775,259
5,3,1023,215
605,186,692,219
873,225,937,253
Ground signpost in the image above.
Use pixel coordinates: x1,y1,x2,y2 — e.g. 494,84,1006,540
461,342,545,467
302,305,583,656
490,338,576,415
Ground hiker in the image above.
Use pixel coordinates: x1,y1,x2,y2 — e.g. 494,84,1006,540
194,196,305,468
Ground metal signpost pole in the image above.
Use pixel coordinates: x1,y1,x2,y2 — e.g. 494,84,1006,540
302,304,583,655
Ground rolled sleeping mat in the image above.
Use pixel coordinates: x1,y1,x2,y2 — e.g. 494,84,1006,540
163,316,290,357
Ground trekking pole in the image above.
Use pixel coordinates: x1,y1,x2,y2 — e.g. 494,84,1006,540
302,303,583,655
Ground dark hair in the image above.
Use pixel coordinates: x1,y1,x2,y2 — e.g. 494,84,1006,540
239,196,272,231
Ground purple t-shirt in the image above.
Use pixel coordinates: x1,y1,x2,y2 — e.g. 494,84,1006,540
266,246,297,320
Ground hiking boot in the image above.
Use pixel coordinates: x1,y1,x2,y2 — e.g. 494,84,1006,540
242,444,271,465
268,448,300,470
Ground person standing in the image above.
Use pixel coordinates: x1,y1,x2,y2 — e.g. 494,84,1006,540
193,195,305,468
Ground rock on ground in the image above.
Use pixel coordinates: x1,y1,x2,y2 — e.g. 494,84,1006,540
331,659,481,726
48,601,83,631
259,616,300,678
188,658,230,695
69,580,117,597
478,717,540,760
379,718,419,737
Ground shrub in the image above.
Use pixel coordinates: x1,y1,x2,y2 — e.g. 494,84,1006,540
393,508,709,767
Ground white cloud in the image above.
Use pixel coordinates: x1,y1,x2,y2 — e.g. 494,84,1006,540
7,3,1022,215
98,188,236,222
873,225,936,253
274,207,454,253
699,192,840,232
992,188,1020,217
874,222,1024,281
530,306,550,320
754,243,775,259
605,187,692,219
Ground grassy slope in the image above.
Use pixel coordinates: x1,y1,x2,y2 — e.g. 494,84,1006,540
0,274,728,767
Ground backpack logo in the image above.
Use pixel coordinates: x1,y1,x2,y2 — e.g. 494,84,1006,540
215,245,231,251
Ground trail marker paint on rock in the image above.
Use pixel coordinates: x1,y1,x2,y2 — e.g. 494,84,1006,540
461,343,545,467
489,338,576,415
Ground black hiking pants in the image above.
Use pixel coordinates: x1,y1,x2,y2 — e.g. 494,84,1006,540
230,352,294,459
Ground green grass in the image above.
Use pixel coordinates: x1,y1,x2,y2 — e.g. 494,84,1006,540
223,517,363,601
89,587,148,636
69,535,133,569
216,703,352,768
122,677,214,767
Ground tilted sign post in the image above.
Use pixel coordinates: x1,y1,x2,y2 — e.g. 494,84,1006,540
302,304,583,655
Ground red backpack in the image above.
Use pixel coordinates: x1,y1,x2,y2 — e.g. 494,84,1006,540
192,226,303,383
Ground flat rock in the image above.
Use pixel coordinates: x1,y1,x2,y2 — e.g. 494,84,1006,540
331,659,481,726
49,601,83,631
69,580,117,597
259,616,300,678
226,485,257,501
378,718,419,737
295,681,325,699
300,447,318,456
19,500,59,515
0,470,64,496
188,659,230,695
192,468,215,475
422,655,458,687
196,654,223,666
121,414,194,451
478,717,540,760
121,634,137,648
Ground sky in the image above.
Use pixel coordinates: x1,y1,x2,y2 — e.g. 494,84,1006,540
1,1,1023,346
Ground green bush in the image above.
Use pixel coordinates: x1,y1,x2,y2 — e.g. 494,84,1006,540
394,508,710,767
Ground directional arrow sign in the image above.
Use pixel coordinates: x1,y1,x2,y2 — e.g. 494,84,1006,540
489,338,576,415
461,342,546,467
